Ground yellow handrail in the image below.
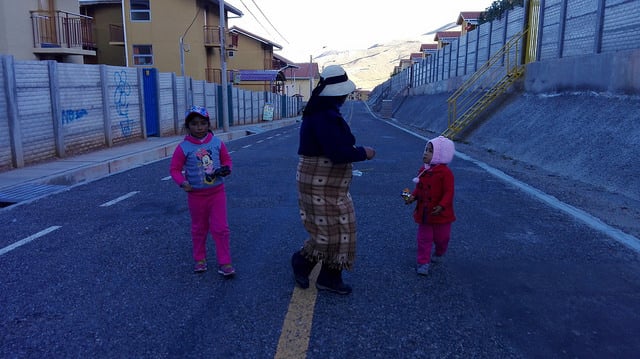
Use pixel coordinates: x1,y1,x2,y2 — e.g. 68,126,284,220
444,29,529,139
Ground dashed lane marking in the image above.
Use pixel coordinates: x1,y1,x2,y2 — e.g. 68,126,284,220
0,226,62,257
99,191,140,207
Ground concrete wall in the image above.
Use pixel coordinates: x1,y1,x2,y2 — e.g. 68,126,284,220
0,55,300,171
525,48,640,94
369,0,640,104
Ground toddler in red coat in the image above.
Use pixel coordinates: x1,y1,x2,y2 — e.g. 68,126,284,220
404,136,456,276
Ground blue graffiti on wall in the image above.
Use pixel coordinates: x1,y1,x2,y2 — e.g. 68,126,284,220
114,70,133,137
61,109,88,125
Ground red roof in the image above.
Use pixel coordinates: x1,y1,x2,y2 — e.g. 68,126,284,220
282,63,319,79
457,11,483,25
420,43,438,51
434,31,461,41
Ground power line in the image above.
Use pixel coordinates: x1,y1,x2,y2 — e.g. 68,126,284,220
249,0,289,44
237,0,273,38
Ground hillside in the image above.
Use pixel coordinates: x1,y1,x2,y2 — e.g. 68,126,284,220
313,37,428,91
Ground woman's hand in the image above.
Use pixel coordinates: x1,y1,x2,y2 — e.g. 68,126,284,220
431,205,443,215
364,146,376,160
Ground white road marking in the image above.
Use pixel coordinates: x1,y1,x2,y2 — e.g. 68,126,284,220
242,144,252,148
456,152,640,253
379,118,640,253
99,191,140,207
0,226,62,257
161,176,171,181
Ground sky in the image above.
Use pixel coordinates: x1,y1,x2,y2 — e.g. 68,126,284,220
225,0,496,62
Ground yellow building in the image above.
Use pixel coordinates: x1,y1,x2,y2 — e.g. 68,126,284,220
79,0,243,82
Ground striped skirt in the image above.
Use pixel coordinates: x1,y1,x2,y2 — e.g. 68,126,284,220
296,156,357,270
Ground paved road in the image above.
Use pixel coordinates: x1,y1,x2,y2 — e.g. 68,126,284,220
1,101,639,358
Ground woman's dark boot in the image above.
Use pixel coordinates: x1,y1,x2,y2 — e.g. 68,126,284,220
315,264,352,295
291,250,314,289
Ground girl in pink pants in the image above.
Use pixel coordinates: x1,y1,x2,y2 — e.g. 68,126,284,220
405,136,457,276
170,106,235,277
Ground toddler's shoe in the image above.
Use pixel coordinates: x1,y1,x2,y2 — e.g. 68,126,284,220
431,255,444,264
218,264,236,277
416,263,430,276
194,260,207,273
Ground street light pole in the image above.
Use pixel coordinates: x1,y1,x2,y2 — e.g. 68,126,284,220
219,0,229,132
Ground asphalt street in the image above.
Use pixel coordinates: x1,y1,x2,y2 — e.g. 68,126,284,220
1,101,639,358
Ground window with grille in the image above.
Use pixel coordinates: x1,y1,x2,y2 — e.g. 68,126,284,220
130,0,150,21
133,45,153,65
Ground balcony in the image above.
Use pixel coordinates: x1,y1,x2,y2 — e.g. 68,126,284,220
203,26,238,50
30,10,96,56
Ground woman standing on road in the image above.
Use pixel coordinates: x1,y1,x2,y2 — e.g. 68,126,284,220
291,65,376,295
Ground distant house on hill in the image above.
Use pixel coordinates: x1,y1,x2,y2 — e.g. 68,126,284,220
280,61,319,102
457,11,483,35
410,52,425,63
434,31,462,49
420,43,438,57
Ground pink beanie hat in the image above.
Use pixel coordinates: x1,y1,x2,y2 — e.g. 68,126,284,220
428,136,455,165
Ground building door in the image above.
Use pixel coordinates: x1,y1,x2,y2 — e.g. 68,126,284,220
142,68,159,136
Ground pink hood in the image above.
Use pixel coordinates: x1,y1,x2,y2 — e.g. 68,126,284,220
428,136,455,165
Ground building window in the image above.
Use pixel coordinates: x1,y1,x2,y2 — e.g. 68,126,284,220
130,0,150,21
133,45,153,65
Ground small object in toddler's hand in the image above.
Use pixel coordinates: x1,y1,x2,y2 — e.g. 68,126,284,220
401,188,412,202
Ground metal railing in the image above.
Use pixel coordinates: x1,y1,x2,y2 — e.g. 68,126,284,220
203,26,238,50
442,29,528,139
30,10,95,50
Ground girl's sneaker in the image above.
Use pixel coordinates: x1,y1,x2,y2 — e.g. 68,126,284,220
218,264,236,277
194,260,207,273
416,263,430,276
431,255,444,264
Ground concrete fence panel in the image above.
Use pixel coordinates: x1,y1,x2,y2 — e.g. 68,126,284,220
601,0,640,53
562,0,599,58
57,62,105,156
539,0,563,61
158,71,176,136
15,61,56,165
107,67,143,145
0,57,10,170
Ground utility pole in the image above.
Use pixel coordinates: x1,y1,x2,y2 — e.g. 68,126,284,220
309,54,313,101
219,0,229,132
179,36,188,107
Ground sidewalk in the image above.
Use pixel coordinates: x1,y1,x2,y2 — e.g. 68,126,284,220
0,118,299,207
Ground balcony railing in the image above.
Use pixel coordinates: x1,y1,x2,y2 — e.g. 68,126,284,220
30,10,96,51
203,26,238,50
205,68,238,84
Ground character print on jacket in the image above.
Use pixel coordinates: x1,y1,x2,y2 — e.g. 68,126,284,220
195,148,216,184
